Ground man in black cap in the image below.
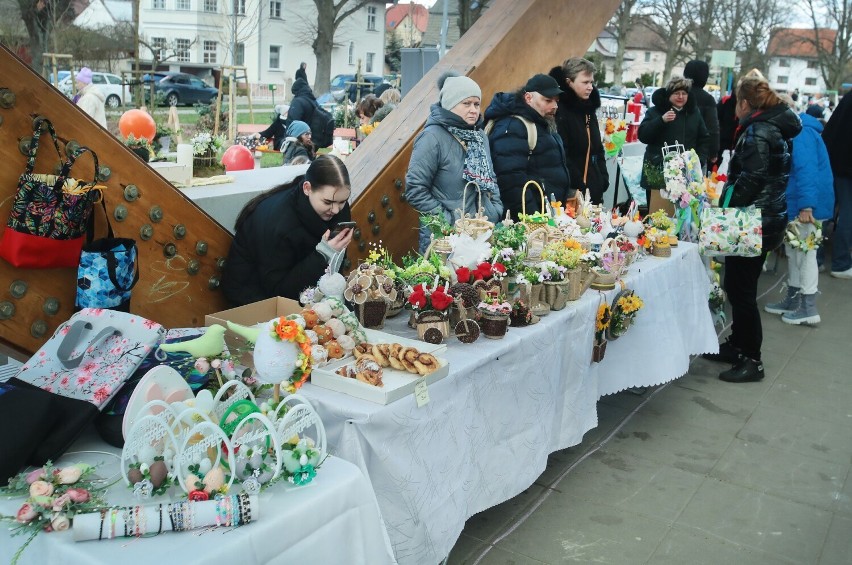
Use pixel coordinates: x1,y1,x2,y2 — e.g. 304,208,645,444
484,73,573,219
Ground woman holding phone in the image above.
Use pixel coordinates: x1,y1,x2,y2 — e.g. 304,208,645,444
223,155,353,305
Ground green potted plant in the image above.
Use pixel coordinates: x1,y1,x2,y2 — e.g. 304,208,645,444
155,122,175,153
123,134,151,162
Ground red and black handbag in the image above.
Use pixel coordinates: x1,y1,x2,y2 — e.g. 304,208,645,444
0,117,102,269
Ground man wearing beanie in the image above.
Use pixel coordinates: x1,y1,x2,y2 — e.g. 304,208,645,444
484,73,572,219
74,67,106,128
281,120,315,165
684,60,720,164
405,73,503,251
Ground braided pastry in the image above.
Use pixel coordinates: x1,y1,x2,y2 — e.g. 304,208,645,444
413,353,440,376
387,344,405,370
353,343,371,359
371,344,391,367
354,356,383,387
398,347,420,374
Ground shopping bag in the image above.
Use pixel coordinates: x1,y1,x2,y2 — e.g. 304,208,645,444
698,188,763,257
0,117,102,268
76,237,139,311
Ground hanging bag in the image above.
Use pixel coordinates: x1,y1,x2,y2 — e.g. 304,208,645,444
0,117,102,268
76,201,139,311
698,187,763,257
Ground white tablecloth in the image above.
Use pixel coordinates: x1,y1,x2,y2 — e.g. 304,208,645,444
299,242,717,564
0,443,394,565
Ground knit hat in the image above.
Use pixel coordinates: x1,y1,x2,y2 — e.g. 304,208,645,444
440,75,481,110
77,67,93,85
683,60,709,89
287,120,311,139
666,76,692,94
274,104,290,118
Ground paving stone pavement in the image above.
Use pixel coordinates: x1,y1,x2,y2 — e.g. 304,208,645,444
449,255,852,565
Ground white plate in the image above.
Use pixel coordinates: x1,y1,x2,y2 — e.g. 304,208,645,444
121,365,194,439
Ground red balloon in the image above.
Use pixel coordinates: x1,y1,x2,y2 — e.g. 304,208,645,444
221,144,255,171
118,109,156,142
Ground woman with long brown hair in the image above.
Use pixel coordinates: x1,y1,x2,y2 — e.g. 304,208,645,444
703,75,802,382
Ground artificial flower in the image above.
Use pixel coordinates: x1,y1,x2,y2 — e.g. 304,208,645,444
455,266,472,284
430,288,453,311
29,481,53,498
49,514,70,532
376,275,398,302
194,357,210,374
343,275,372,304
15,503,37,524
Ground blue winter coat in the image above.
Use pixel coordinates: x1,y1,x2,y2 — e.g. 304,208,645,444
786,113,835,221
484,92,572,219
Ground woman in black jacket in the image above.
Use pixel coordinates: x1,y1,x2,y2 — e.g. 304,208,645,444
703,76,802,383
549,58,609,204
222,155,354,305
638,76,710,208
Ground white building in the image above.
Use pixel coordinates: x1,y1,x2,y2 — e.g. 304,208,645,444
74,0,132,28
766,27,830,98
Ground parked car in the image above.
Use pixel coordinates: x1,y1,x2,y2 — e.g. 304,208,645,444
330,73,385,102
143,72,218,106
58,71,132,108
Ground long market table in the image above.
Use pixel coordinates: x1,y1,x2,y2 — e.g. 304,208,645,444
299,241,718,564
0,434,395,565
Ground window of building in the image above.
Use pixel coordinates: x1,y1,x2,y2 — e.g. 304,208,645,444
805,77,817,86
777,75,788,84
366,52,374,73
367,5,377,31
269,0,281,18
348,41,355,65
269,45,281,69
152,0,165,8
203,40,217,64
176,38,190,62
778,58,790,67
235,42,245,66
807,60,818,69
644,51,651,63
176,0,190,9
203,0,216,12
151,37,166,60
233,0,245,15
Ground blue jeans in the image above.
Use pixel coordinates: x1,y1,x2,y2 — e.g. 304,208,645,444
831,175,852,272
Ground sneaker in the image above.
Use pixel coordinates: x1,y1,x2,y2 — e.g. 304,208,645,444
830,267,852,279
702,340,741,364
764,286,799,315
719,357,765,383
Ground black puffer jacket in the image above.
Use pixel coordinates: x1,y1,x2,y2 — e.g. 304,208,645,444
724,103,802,252
484,92,572,219
821,91,852,177
548,66,609,204
222,185,350,305
638,87,710,189
288,79,317,125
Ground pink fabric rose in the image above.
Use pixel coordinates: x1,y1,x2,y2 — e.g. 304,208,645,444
194,358,210,374
25,468,46,484
56,466,83,484
66,488,90,503
16,503,38,524
29,480,54,498
51,493,72,511
50,514,71,531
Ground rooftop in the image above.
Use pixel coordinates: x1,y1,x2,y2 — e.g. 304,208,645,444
769,27,837,58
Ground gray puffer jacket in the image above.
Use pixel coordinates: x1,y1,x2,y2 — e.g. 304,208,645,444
405,104,503,225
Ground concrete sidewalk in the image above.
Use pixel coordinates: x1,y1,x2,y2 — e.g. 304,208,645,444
450,256,851,564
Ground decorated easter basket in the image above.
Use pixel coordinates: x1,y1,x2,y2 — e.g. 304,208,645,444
454,181,494,238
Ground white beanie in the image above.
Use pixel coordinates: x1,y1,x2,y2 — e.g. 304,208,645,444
440,76,481,110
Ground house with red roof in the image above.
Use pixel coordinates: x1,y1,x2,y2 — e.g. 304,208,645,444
386,3,429,48
767,27,832,97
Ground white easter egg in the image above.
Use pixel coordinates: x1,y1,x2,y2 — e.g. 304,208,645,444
198,457,213,475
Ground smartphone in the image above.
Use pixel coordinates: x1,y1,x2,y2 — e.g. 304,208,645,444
330,221,357,237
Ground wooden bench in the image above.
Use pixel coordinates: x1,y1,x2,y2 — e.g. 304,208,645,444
237,124,267,135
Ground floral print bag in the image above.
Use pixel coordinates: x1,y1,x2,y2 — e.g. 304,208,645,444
698,188,763,257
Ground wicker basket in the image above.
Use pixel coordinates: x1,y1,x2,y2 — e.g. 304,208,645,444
652,244,672,257
416,310,450,343
566,268,594,301
520,180,548,231
353,299,388,329
454,181,494,238
449,304,480,328
590,271,617,291
479,311,509,339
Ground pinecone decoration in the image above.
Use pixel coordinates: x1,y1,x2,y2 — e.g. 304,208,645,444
449,282,478,308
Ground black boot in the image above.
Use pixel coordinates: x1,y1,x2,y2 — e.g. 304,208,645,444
719,357,765,383
702,339,741,364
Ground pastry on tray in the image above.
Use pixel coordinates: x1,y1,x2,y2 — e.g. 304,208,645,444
352,342,440,377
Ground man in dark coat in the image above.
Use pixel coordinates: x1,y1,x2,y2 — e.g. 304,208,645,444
484,74,572,219
684,60,720,164
288,78,318,125
549,60,609,204
822,93,852,278
295,62,308,83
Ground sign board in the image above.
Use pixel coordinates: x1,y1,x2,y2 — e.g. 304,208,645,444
268,84,277,91
711,50,737,68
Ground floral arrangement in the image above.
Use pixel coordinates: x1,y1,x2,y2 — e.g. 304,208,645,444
602,117,628,157
407,282,454,312
364,241,399,279
270,317,312,392
359,121,379,136
518,210,555,227
610,291,644,335
541,240,584,269
190,131,225,156
595,303,611,342
281,438,322,485
510,299,533,325
492,247,526,276
345,264,397,304
398,252,453,286
705,167,727,204
663,149,705,208
420,211,454,238
478,296,512,315
520,266,540,285
640,227,672,250
492,222,527,251
785,220,823,251
535,261,567,282
127,456,172,498
455,260,507,284
1,462,107,564
646,209,675,232
613,235,637,254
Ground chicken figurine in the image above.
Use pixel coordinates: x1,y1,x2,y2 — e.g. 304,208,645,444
157,324,226,359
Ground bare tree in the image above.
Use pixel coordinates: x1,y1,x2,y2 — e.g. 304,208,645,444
716,0,748,51
0,0,27,56
199,0,263,69
803,0,852,90
640,0,692,81
609,0,640,87
311,0,374,92
737,0,789,74
457,0,489,36
18,0,76,70
686,0,719,61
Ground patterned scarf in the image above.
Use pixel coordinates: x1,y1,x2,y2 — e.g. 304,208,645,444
446,126,499,195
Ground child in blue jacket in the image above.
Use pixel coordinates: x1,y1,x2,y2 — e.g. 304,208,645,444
765,104,835,324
